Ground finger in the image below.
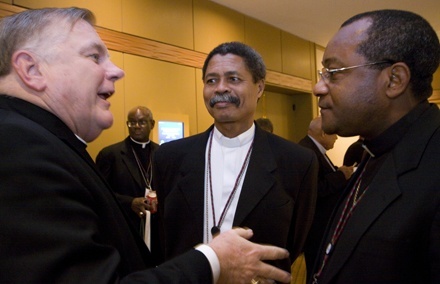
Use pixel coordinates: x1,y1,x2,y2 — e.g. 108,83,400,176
231,226,253,239
257,244,289,261
257,263,291,284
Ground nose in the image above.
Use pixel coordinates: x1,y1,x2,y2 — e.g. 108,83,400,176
106,60,125,82
215,78,230,94
313,79,328,98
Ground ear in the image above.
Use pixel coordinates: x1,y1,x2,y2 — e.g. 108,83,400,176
385,63,410,99
256,79,265,98
12,50,46,92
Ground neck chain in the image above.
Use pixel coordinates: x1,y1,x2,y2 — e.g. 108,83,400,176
131,146,153,191
205,130,254,240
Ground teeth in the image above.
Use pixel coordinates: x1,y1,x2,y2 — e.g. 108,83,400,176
99,92,111,99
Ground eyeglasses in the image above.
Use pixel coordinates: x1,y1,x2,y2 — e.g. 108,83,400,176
318,61,392,84
127,121,150,128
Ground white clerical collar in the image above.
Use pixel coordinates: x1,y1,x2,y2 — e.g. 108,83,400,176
308,135,327,155
75,134,87,145
130,137,151,149
213,124,255,148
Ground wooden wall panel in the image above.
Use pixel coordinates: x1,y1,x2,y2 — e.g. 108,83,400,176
122,0,194,49
13,0,123,30
245,17,282,73
193,0,245,54
282,31,314,80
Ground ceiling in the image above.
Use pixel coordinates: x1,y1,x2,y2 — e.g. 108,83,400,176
211,0,440,47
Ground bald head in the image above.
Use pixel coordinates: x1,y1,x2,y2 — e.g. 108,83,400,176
308,117,323,136
127,106,153,119
308,117,337,150
126,106,155,142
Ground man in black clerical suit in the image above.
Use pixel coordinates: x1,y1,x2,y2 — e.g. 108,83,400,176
310,9,440,283
153,42,318,275
96,106,159,233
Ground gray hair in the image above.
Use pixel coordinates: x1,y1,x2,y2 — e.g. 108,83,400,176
0,7,95,76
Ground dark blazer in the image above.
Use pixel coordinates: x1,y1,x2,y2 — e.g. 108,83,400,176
298,136,347,199
96,136,159,229
153,124,318,272
311,104,440,283
298,136,349,274
0,95,212,283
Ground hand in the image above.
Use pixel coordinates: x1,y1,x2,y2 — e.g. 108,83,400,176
338,165,354,179
131,197,147,218
209,228,291,284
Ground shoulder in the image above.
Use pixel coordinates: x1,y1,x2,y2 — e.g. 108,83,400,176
98,140,127,155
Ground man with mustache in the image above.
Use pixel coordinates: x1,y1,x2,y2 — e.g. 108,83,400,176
153,41,318,278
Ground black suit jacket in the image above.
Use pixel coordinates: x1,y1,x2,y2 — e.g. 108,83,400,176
153,124,318,272
311,104,440,283
298,136,348,277
96,137,159,229
0,95,212,283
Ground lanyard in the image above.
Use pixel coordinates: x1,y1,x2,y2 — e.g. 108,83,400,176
131,146,152,191
313,156,371,283
205,130,253,240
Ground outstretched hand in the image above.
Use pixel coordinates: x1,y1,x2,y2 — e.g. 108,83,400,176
209,227,291,284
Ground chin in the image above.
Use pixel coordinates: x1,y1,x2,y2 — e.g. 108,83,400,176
98,116,114,130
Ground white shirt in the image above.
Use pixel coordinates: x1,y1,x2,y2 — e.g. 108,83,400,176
203,124,255,243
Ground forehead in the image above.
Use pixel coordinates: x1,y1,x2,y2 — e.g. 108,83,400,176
322,19,371,66
48,19,106,53
205,53,248,73
128,109,151,118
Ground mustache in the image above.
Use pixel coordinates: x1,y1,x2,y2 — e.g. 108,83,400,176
209,93,240,107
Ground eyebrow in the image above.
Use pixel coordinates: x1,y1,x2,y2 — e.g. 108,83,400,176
205,70,241,77
80,42,108,56
322,57,342,67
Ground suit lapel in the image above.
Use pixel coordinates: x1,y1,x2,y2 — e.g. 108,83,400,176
121,139,145,190
324,157,401,280
176,129,211,230
234,127,277,225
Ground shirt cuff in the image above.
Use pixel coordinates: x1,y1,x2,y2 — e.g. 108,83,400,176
195,244,220,283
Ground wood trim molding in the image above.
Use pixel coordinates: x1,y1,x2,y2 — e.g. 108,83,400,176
96,27,207,69
0,3,312,93
0,2,25,17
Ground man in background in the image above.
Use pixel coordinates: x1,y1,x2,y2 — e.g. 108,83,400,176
311,9,440,283
256,117,274,133
96,106,159,233
0,7,292,283
298,116,353,276
153,41,318,276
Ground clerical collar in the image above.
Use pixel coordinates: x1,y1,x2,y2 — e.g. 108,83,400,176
363,100,430,158
213,124,255,148
130,137,151,149
75,134,87,145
